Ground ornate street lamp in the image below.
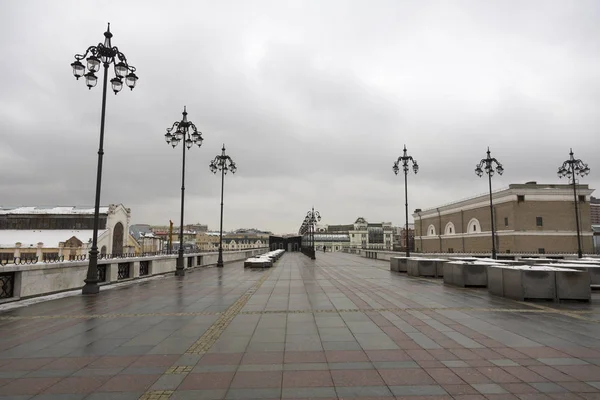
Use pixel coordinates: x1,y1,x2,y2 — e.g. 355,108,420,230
558,149,590,258
209,145,237,268
304,207,321,259
71,23,138,295
393,145,419,257
475,147,504,259
164,106,204,276
298,217,310,256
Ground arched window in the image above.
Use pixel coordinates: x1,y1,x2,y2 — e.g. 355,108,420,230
467,218,481,233
444,222,456,235
112,222,124,255
427,224,436,236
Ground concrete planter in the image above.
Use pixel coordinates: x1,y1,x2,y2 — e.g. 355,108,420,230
443,261,492,287
487,265,590,301
536,263,600,286
407,258,447,278
390,257,411,272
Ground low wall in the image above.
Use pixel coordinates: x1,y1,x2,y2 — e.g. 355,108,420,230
0,248,268,302
356,249,596,262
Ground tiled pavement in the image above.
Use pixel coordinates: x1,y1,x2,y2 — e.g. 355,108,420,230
0,253,600,399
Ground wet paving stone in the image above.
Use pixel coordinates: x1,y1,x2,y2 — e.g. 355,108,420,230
0,253,599,399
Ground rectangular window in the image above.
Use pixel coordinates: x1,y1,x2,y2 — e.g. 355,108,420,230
517,195,525,202
448,248,454,253
538,248,545,254
504,217,508,227
579,195,586,203
536,217,543,227
506,249,511,254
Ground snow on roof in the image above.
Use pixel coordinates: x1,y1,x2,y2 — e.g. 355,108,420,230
0,230,108,248
0,206,109,215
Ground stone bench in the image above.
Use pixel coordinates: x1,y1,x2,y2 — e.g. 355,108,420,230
390,256,411,272
244,257,273,268
244,249,286,268
487,265,590,301
407,258,447,278
443,261,498,287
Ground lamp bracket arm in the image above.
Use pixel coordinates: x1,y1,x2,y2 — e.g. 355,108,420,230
166,121,180,133
74,45,101,61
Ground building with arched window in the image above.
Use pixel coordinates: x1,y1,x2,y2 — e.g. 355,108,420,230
0,204,132,262
413,183,595,255
312,217,394,251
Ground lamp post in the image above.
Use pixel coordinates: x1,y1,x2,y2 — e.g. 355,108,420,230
304,207,321,259
164,107,204,276
210,145,237,268
299,218,309,256
393,145,419,257
71,23,138,295
475,147,504,260
558,149,590,258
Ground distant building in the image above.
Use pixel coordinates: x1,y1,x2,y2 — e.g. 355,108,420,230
393,224,415,252
312,217,394,251
197,229,268,252
591,197,600,225
269,235,302,252
592,197,600,253
413,183,595,255
186,223,208,233
0,204,132,262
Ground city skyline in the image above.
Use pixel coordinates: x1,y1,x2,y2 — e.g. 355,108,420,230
1,1,599,233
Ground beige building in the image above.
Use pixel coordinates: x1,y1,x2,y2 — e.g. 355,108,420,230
314,218,394,251
413,183,594,255
196,230,268,252
0,204,133,262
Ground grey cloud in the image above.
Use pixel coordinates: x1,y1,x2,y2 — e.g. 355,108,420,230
1,0,599,233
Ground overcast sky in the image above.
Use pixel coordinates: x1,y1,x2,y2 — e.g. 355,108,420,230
1,1,599,234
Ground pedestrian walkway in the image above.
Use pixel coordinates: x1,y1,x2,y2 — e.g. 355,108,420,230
1,252,599,399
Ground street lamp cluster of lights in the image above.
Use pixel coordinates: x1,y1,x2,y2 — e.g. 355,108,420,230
558,149,591,258
299,207,321,260
72,25,237,295
394,146,590,260
210,145,237,268
71,24,138,295
475,147,504,260
164,106,204,276
393,145,419,257
164,111,238,275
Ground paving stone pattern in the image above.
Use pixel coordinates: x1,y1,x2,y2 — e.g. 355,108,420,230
0,252,599,399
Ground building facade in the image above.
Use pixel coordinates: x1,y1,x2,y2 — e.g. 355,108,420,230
197,229,269,252
413,183,595,255
393,224,415,252
591,197,600,253
0,204,132,262
312,217,394,251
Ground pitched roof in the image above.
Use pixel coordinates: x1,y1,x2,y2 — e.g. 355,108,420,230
0,206,109,215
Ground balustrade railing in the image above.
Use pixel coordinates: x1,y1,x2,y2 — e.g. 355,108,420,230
0,272,15,299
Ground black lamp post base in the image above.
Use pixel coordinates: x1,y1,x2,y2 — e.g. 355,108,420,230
175,268,185,277
82,281,100,295
217,248,224,268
